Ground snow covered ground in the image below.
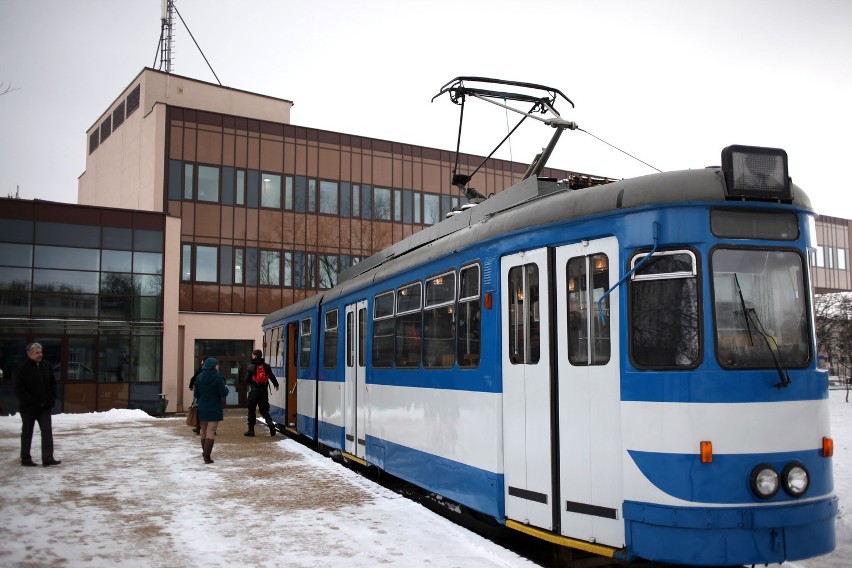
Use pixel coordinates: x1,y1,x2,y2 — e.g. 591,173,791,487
0,390,849,567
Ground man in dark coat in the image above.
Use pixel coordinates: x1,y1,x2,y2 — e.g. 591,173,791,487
244,349,279,437
13,342,61,467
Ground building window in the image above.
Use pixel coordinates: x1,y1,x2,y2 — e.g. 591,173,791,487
423,193,440,225
403,190,412,224
319,181,338,215
126,84,140,116
262,173,281,209
340,182,351,217
221,167,234,206
295,176,307,213
112,101,125,130
827,246,835,269
168,160,182,200
319,254,338,289
246,248,258,286
89,130,99,154
374,187,391,220
183,164,194,200
234,248,244,284
306,253,317,289
100,117,112,142
414,191,421,224
198,165,220,203
260,250,280,285
352,184,361,217
284,176,293,210
294,252,305,288
394,189,402,222
195,246,218,283
247,170,259,208
815,245,825,267
283,252,293,287
308,179,317,213
361,185,372,220
182,244,192,281
236,169,246,206
839,248,847,270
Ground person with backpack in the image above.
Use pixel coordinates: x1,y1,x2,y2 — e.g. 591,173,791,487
243,349,279,437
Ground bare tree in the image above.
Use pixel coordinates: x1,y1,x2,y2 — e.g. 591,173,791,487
1,81,20,96
814,292,852,401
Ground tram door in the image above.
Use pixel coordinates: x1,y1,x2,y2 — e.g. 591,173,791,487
286,323,298,427
554,237,623,547
501,248,554,530
344,301,368,459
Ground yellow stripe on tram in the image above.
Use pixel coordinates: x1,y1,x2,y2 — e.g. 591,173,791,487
505,519,620,558
342,452,367,467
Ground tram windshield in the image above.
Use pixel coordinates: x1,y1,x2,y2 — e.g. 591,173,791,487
712,249,810,368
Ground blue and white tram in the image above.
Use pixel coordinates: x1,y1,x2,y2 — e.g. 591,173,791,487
262,144,836,565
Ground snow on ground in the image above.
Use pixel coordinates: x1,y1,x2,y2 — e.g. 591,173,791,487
0,410,538,568
0,389,850,568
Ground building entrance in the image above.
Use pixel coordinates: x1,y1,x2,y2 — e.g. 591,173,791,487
194,340,254,409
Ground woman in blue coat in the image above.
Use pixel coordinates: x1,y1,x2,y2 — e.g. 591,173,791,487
193,357,229,464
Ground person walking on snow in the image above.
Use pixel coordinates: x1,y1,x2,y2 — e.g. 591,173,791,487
244,349,279,437
193,357,229,464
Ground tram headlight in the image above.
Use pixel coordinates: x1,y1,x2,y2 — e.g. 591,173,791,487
781,462,810,498
750,464,780,499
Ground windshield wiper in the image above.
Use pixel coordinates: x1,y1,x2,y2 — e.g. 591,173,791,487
734,274,791,388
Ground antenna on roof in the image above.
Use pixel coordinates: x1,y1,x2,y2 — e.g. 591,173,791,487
152,0,222,85
154,0,175,73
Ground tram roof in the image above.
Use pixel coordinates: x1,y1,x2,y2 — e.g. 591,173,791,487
264,167,811,326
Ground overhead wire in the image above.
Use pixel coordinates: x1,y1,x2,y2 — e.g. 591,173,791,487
578,127,661,173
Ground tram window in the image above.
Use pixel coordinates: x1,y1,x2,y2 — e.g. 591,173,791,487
359,307,367,367
263,327,273,362
373,291,395,368
395,283,422,368
346,311,354,368
458,264,481,368
323,309,338,368
299,317,312,368
630,250,700,368
507,264,540,365
712,248,809,368
424,271,456,368
567,254,611,365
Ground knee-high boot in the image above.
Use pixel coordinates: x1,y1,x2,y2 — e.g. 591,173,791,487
200,436,206,457
203,439,215,464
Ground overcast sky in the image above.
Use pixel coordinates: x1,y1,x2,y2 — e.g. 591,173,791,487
2,0,851,219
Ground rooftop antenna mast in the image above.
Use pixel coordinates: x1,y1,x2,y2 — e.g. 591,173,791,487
152,0,222,85
155,0,175,73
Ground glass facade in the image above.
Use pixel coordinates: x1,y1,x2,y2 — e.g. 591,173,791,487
166,107,577,315
0,201,165,415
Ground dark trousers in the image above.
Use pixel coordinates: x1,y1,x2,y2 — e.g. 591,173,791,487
246,388,272,427
20,407,54,463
